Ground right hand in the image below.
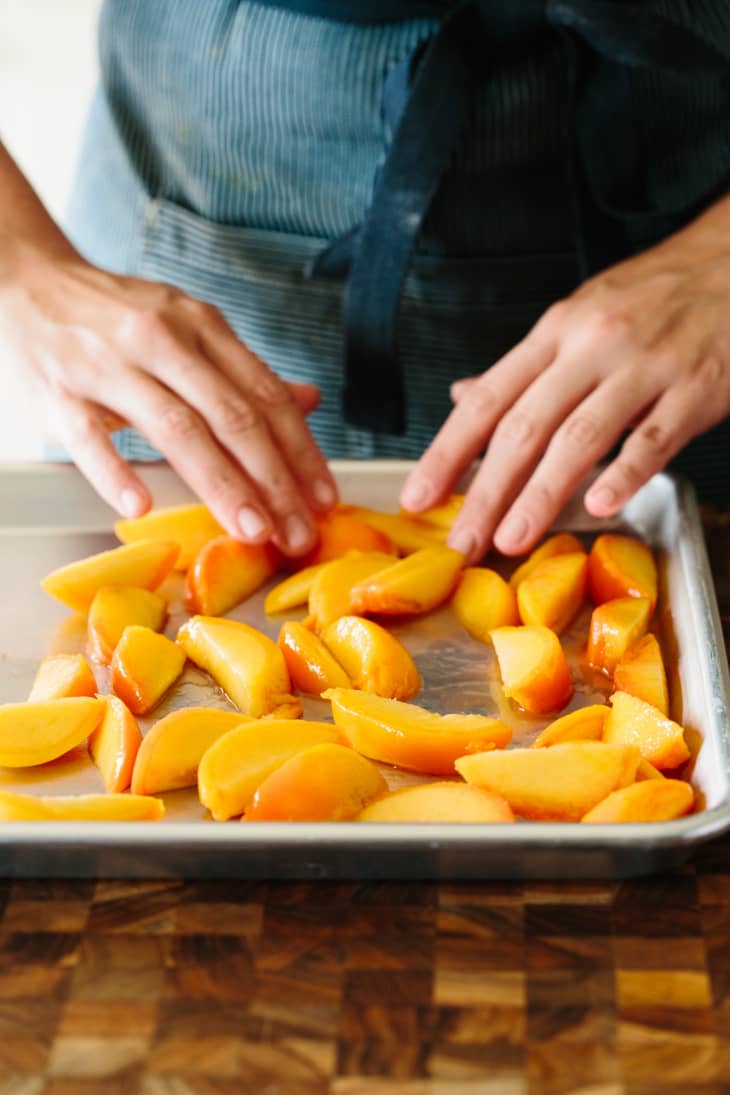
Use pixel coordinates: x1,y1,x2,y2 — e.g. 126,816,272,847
0,247,339,556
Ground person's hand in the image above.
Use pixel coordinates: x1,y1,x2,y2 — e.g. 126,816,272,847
400,201,730,563
0,248,339,556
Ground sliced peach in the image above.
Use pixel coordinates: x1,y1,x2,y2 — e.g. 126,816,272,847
455,741,641,821
264,562,329,616
131,707,251,795
322,616,421,700
406,494,465,530
588,533,657,613
87,586,167,665
41,540,178,614
110,626,186,716
451,567,519,642
581,779,694,823
324,687,511,776
88,695,143,793
349,546,464,616
177,616,295,717
197,718,346,820
358,782,515,823
586,596,651,676
115,503,224,571
0,791,164,822
184,537,278,616
509,532,584,590
0,697,104,766
636,758,666,781
307,551,395,631
303,512,395,566
516,552,588,635
342,507,445,553
245,742,387,821
278,621,351,694
532,704,610,748
602,690,690,770
490,626,573,714
614,633,669,715
28,654,97,701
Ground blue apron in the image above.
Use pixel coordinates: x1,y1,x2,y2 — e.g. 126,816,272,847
65,0,730,499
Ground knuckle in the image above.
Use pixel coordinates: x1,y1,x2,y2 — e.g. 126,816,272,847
635,419,673,459
522,480,554,515
254,371,295,409
539,299,571,331
560,413,602,448
695,353,725,388
205,466,241,511
582,307,632,346
212,397,260,436
495,409,536,445
155,402,201,442
460,382,499,421
611,457,646,492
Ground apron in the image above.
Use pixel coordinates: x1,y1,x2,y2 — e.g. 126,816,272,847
64,0,730,500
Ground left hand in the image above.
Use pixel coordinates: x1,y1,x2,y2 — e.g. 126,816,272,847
400,195,730,563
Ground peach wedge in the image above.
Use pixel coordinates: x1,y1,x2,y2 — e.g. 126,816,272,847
307,551,394,631
405,494,464,531
451,568,519,643
28,654,97,701
245,742,387,821
509,532,584,590
198,718,346,820
532,704,610,748
516,551,588,635
131,707,251,795
614,633,669,715
323,616,421,700
87,586,167,665
456,741,641,821
490,626,573,715
111,626,186,716
88,695,143,793
41,540,178,614
358,782,515,823
304,511,395,565
582,779,694,823
264,562,329,616
602,690,690,770
278,621,351,694
342,507,445,553
0,791,164,822
0,697,104,766
185,537,277,616
115,503,224,571
349,546,464,617
586,596,651,676
588,533,658,613
324,687,511,776
177,616,296,717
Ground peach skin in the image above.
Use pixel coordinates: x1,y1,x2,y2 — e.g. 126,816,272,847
586,596,651,676
184,536,278,616
307,551,395,631
41,540,179,614
245,742,387,821
509,532,584,590
115,503,224,571
303,511,395,565
358,781,515,823
28,653,97,702
110,626,186,716
581,778,694,823
323,687,511,776
516,551,588,635
322,616,421,700
490,625,573,714
588,533,658,613
278,621,351,694
0,697,104,766
264,562,329,616
88,695,143,793
131,707,251,795
349,546,464,617
87,586,167,665
532,705,610,748
341,507,446,553
0,791,164,821
614,633,669,715
602,690,690,770
451,567,519,643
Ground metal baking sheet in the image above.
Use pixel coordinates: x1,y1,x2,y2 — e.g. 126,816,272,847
0,460,727,879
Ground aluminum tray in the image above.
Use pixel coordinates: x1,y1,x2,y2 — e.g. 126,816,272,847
0,460,727,880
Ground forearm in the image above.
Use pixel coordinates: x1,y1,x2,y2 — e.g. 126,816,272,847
0,140,80,273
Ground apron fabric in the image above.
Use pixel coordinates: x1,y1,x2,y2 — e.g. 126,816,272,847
64,0,730,500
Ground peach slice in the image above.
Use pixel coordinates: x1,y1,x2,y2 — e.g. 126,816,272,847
87,586,168,665
198,718,346,820
245,742,387,821
586,596,651,676
602,690,690,770
349,546,464,617
0,791,164,822
41,540,179,614
278,621,351,694
614,633,669,716
115,503,224,571
184,537,278,616
88,695,143,793
131,707,251,795
451,567,519,642
509,532,584,590
532,704,610,748
322,616,421,701
406,494,465,530
516,552,588,635
0,697,104,766
636,758,666,781
358,781,515,823
303,512,395,566
342,507,446,552
455,741,641,821
581,779,694,823
177,616,296,717
307,552,395,631
264,562,329,616
324,687,511,776
588,533,658,613
490,626,573,714
110,626,186,716
28,654,97,701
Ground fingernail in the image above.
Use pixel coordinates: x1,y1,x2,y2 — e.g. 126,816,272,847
400,479,431,511
587,485,618,513
121,489,145,518
238,505,269,541
448,527,478,560
497,512,529,548
313,478,337,508
285,513,314,553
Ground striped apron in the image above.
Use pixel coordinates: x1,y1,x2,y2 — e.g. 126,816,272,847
64,0,730,500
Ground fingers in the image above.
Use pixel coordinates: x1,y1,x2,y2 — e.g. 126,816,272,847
286,380,321,415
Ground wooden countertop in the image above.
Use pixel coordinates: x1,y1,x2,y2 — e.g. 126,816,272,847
1,513,729,1095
